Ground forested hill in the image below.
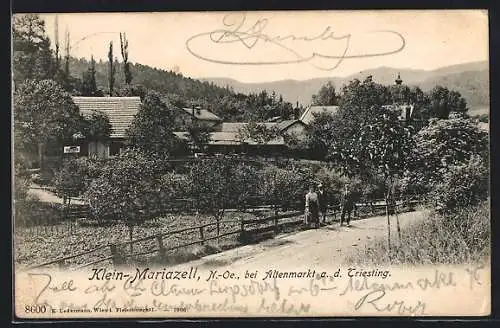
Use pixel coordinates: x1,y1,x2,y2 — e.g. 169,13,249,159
202,61,489,113
67,57,297,122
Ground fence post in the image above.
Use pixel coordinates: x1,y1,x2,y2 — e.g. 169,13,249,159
199,226,205,245
157,235,165,260
274,209,279,234
216,220,220,244
109,244,121,266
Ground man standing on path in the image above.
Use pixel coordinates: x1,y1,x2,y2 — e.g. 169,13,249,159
317,183,328,225
340,183,354,227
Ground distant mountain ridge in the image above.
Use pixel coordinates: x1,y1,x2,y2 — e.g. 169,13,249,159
201,61,489,112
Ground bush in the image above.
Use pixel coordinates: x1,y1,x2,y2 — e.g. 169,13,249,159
53,156,109,201
14,196,62,227
431,155,489,214
260,164,314,210
406,117,488,197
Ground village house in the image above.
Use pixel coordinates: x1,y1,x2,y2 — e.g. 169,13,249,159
299,105,340,125
72,96,141,158
174,105,223,131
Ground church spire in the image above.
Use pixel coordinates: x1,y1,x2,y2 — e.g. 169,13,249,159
395,72,403,85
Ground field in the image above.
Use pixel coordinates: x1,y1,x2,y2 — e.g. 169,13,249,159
14,209,307,270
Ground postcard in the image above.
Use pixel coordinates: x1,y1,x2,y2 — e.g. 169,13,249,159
12,9,490,319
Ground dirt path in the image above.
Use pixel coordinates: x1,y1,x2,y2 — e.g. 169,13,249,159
28,184,84,204
174,210,427,270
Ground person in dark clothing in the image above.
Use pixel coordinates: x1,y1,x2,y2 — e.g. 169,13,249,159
305,184,320,228
317,183,328,225
340,183,354,227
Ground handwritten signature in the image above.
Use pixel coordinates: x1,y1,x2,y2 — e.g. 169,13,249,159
185,13,406,71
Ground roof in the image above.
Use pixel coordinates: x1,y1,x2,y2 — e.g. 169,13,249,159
210,132,285,146
300,105,340,125
172,131,285,146
182,108,222,122
220,122,278,133
73,96,141,138
276,119,306,131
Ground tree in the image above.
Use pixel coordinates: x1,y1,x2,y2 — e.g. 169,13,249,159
85,150,164,253
423,86,468,119
12,14,54,86
405,117,489,198
326,78,413,251
14,79,87,170
120,32,132,85
185,122,212,153
126,91,179,155
303,112,342,160
260,164,313,211
312,81,339,106
53,16,60,72
63,30,72,91
188,157,260,220
80,55,104,96
53,157,87,203
107,41,116,96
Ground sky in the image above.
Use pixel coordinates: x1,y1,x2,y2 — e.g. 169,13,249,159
31,10,489,83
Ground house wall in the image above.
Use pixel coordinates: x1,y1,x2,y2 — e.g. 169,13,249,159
282,122,309,141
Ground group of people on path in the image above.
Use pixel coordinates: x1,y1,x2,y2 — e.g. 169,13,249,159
305,183,355,228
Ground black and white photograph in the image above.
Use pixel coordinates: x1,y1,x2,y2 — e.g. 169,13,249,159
12,10,490,318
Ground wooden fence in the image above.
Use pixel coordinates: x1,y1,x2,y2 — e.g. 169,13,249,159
24,199,420,270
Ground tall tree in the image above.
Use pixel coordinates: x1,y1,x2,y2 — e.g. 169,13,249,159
120,32,132,85
54,15,60,71
312,81,339,106
323,77,413,252
12,14,54,85
108,41,116,96
63,29,71,91
80,55,103,96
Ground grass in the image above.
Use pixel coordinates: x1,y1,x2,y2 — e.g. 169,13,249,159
344,201,490,266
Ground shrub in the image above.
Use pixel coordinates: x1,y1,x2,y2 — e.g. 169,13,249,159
260,164,314,210
406,117,488,197
431,155,489,214
188,157,261,214
14,196,62,227
53,156,109,201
